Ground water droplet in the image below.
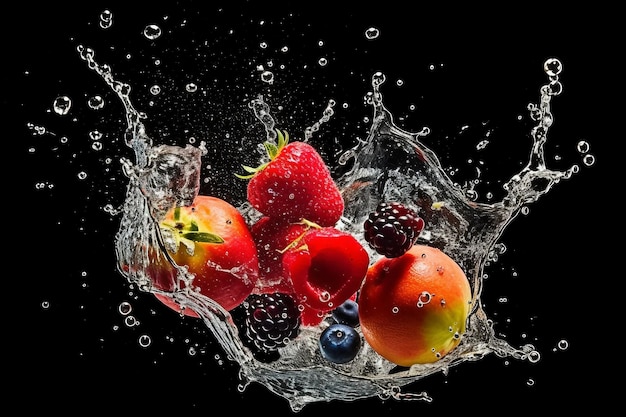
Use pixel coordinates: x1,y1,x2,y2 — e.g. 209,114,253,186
582,154,595,166
89,130,103,141
364,27,380,40
280,45,289,53
543,57,562,77
259,41,268,49
41,301,50,309
143,24,162,40
260,71,274,84
527,350,541,363
124,315,138,327
150,85,161,95
318,57,328,67
319,291,331,303
77,171,87,180
391,306,399,314
118,301,132,315
185,82,198,93
99,10,113,29
526,378,535,386
557,339,569,350
138,334,152,347
576,140,590,153
53,96,72,115
88,95,105,110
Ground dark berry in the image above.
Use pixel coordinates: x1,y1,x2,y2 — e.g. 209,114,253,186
332,299,360,327
319,323,361,364
363,201,425,258
243,293,301,359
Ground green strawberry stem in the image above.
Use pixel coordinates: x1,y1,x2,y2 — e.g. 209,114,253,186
235,129,289,179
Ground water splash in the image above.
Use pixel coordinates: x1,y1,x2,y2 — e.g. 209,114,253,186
77,45,577,412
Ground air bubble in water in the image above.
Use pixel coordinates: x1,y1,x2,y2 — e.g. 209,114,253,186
364,27,380,39
88,95,105,109
53,96,72,115
557,339,569,350
143,24,162,40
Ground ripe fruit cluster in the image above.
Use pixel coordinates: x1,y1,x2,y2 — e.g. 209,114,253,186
240,131,369,326
146,128,471,368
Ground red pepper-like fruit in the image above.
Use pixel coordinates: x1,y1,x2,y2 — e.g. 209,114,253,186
237,130,344,227
282,227,369,314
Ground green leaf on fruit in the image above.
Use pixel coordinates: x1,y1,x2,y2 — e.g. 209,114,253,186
181,231,225,243
234,129,290,179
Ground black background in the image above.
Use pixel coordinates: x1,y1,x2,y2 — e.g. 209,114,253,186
8,1,615,414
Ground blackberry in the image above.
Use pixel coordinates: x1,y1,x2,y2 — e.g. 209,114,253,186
363,201,425,258
243,292,301,361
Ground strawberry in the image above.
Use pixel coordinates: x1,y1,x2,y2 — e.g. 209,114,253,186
237,130,344,227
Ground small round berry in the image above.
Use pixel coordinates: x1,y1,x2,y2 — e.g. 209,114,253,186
319,323,361,364
364,201,425,258
331,299,360,327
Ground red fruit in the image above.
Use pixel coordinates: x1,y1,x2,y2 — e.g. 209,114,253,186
151,195,260,315
237,130,344,227
250,216,306,294
282,227,369,314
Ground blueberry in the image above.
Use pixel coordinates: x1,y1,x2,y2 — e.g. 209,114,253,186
332,299,360,327
319,323,361,364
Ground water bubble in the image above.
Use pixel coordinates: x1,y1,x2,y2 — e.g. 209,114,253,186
527,350,541,363
77,171,87,180
260,71,274,84
318,57,328,67
99,10,113,29
259,41,268,49
150,85,161,95
138,334,152,347
577,140,590,153
124,315,138,327
391,306,399,314
41,301,50,309
526,378,535,387
543,58,562,77
89,130,103,141
280,45,289,53
582,154,595,166
92,142,103,151
185,82,198,93
88,95,105,110
118,301,132,315
53,96,72,115
143,24,162,40
319,291,331,303
364,27,380,40
557,339,569,350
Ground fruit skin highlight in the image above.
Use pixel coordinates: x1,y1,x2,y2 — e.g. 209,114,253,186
152,195,260,316
358,244,472,366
